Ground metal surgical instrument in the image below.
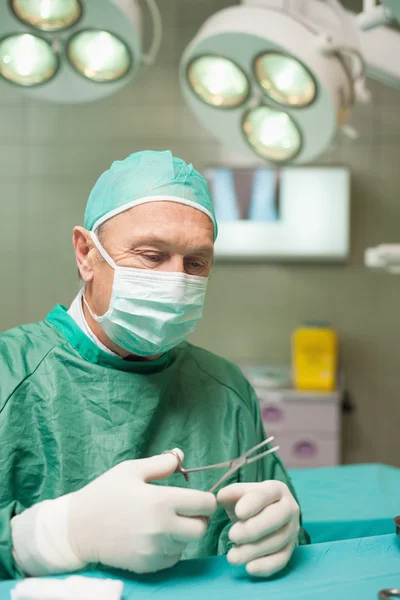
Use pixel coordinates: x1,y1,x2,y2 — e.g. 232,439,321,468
165,437,280,493
379,591,400,599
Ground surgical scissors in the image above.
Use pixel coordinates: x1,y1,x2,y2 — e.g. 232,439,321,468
165,437,280,493
378,590,400,599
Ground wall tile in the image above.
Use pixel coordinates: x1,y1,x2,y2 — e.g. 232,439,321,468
0,183,24,330
0,144,24,179
57,103,181,140
0,81,24,105
25,102,62,141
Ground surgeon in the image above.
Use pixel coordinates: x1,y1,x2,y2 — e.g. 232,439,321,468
0,151,308,581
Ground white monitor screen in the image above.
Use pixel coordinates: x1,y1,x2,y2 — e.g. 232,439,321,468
204,167,350,261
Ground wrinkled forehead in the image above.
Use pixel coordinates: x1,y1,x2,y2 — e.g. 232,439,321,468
97,201,215,253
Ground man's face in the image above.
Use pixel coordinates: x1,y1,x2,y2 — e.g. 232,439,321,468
75,201,215,318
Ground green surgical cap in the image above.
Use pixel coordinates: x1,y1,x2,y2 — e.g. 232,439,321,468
84,150,218,239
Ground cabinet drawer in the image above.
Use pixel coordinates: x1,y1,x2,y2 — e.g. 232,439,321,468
268,431,340,468
258,394,340,434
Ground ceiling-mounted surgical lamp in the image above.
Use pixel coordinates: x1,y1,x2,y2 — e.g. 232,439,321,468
0,32,59,86
180,0,370,164
10,0,83,32
0,0,162,103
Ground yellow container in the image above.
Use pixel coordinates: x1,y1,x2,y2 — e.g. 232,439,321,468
292,323,338,391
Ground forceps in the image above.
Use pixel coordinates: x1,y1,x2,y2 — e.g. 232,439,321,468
165,437,279,493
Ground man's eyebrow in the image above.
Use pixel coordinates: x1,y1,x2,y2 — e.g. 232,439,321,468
129,237,214,254
187,247,214,255
128,236,171,248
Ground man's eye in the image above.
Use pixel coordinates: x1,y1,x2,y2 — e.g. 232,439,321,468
187,260,205,272
143,255,161,262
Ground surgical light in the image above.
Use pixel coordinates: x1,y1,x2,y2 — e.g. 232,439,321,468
253,52,316,108
0,33,58,86
187,55,250,108
10,0,82,32
180,0,369,164
242,106,301,161
0,0,162,103
67,29,131,82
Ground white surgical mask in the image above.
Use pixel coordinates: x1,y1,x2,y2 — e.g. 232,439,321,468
83,232,208,356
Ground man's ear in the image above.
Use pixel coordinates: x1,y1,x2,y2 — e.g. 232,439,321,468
73,227,95,283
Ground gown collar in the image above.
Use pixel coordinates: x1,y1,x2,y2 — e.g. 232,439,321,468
46,304,171,373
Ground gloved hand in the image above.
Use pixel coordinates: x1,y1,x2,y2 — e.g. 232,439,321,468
12,450,217,576
217,481,300,577
68,450,217,573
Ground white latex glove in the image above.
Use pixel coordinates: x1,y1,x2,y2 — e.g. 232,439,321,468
12,450,217,576
217,481,300,577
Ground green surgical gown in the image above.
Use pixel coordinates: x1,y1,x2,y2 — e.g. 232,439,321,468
0,305,309,579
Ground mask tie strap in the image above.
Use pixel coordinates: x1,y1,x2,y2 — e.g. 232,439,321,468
83,230,116,319
82,294,99,320
91,230,117,269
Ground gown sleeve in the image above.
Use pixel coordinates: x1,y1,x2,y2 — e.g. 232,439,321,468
0,501,25,579
0,332,35,580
